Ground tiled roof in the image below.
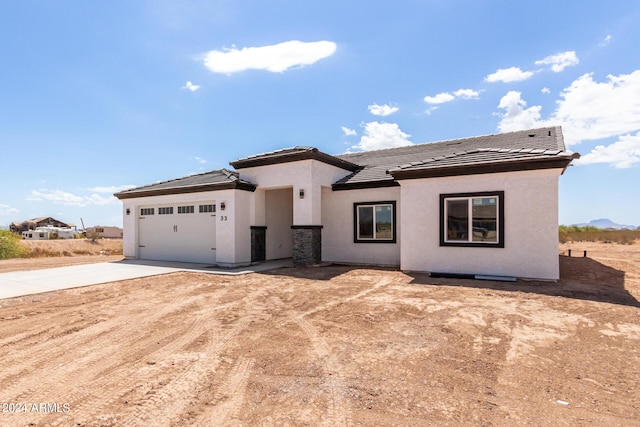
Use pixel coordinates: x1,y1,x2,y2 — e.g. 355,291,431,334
333,126,578,187
230,146,360,171
114,168,256,199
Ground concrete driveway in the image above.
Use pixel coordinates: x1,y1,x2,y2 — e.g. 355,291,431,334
0,259,292,300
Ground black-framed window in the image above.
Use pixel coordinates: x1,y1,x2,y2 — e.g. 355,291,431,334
354,201,397,243
159,207,173,215
199,204,216,213
440,191,504,248
140,208,154,216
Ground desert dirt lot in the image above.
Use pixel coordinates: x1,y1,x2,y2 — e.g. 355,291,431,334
0,242,639,426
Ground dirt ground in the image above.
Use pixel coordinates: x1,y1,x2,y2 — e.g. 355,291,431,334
0,242,638,426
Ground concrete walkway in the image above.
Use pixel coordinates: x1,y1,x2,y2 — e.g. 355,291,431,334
0,259,293,300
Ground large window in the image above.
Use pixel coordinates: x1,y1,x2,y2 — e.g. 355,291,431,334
354,201,396,243
440,191,504,248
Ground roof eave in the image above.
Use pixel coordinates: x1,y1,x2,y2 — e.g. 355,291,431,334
114,181,256,200
388,155,578,180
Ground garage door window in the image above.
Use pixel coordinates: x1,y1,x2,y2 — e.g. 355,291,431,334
159,207,173,215
140,208,154,216
178,206,195,214
199,204,216,213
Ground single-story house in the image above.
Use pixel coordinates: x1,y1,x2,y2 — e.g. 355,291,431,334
10,217,75,233
85,226,123,239
115,126,579,280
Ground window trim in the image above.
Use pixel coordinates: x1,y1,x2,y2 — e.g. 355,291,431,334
353,201,397,243
439,191,504,248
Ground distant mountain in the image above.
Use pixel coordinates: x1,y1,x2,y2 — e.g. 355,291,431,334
574,218,638,230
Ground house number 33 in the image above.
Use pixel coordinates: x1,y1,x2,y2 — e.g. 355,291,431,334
220,216,228,221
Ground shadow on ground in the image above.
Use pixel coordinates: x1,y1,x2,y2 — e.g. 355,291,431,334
263,256,638,308
408,255,638,308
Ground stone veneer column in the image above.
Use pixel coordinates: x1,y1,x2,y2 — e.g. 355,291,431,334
291,225,322,266
250,226,267,262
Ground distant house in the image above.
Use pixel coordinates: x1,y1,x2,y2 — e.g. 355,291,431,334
21,230,51,240
86,226,123,239
115,127,579,280
10,217,75,234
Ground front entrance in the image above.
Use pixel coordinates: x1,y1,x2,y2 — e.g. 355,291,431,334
265,188,293,260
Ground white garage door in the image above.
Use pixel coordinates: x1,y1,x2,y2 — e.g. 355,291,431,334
138,203,216,264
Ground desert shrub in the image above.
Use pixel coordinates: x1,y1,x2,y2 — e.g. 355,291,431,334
0,230,29,259
559,226,640,244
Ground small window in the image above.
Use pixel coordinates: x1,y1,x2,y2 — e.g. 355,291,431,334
199,204,216,213
96,228,104,233
440,191,504,248
178,205,194,214
159,207,173,215
140,208,154,216
353,201,396,243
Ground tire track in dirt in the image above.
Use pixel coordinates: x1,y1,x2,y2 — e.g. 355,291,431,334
0,295,205,408
41,299,246,427
301,277,392,317
195,357,255,426
0,293,201,388
121,315,256,427
289,314,353,427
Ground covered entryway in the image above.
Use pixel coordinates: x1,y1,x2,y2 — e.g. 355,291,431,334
265,188,293,260
138,203,216,264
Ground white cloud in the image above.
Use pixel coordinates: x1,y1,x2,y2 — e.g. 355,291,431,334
194,156,207,164
576,132,640,168
0,204,19,216
496,71,640,147
496,91,544,133
341,126,357,136
368,103,399,117
423,88,479,106
453,88,480,99
551,71,640,145
87,185,136,194
27,189,119,207
541,87,551,94
182,81,200,91
203,40,337,74
599,35,612,47
352,122,412,151
485,67,534,83
535,51,579,73
424,92,455,104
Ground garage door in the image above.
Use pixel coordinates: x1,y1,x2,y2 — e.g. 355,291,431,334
138,203,216,264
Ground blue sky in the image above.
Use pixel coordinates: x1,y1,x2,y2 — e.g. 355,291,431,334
1,1,639,228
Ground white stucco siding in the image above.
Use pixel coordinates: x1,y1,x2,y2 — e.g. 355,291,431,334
400,169,562,280
321,186,401,266
239,160,352,225
120,189,252,266
205,189,252,267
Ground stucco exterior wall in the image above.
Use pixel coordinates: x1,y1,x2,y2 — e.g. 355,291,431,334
321,186,401,266
399,169,561,280
119,189,252,266
239,160,352,225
